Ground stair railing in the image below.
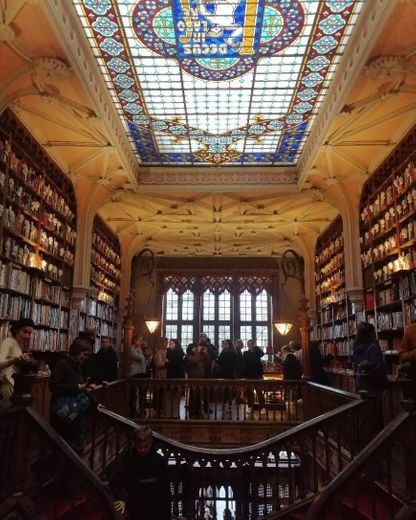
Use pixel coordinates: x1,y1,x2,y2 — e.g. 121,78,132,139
305,406,416,520
0,405,120,520
91,394,374,519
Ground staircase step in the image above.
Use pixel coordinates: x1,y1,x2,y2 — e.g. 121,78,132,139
342,489,402,520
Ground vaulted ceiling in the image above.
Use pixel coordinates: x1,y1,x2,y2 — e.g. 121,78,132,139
1,0,415,268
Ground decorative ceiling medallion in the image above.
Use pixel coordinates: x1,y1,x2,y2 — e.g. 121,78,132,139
132,0,304,81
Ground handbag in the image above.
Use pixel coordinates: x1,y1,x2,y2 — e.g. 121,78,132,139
52,392,92,423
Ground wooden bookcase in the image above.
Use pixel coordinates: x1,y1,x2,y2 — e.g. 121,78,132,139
360,126,416,375
0,109,76,352
78,215,121,352
313,215,358,384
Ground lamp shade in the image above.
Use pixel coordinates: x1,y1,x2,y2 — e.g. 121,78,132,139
145,318,160,334
273,321,294,336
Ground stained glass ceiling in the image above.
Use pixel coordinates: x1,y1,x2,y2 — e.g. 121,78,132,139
73,0,364,166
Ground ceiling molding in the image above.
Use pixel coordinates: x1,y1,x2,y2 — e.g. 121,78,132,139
43,0,140,190
298,0,394,185
137,168,298,187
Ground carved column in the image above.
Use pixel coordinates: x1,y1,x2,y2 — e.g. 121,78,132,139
121,289,135,377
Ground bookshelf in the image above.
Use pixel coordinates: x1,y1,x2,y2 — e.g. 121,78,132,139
360,126,416,374
0,109,76,352
78,215,121,352
313,215,359,377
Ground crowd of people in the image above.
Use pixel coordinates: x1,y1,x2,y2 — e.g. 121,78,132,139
1,316,416,519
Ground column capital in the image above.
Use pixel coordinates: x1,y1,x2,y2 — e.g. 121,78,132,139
346,288,364,312
71,285,90,309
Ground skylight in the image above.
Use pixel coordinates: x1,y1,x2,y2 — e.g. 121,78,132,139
73,0,364,166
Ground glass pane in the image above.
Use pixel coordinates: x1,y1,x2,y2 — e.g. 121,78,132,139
203,290,215,320
166,289,178,320
165,324,177,341
240,290,252,321
181,325,194,347
202,325,216,346
218,326,230,349
240,326,252,346
218,290,231,320
181,290,194,321
256,326,269,348
255,290,268,321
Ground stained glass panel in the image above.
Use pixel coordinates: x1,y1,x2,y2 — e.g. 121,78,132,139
73,0,364,166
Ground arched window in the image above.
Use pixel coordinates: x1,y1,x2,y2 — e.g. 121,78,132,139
162,275,272,348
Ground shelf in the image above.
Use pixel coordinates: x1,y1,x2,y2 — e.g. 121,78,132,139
0,109,76,353
376,300,403,311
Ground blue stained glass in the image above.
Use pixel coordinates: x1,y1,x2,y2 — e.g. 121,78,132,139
124,103,142,114
294,102,313,113
100,38,124,56
327,0,354,12
286,114,303,124
153,8,176,45
84,0,111,15
107,58,129,73
170,125,187,135
248,124,266,135
297,89,318,102
313,36,338,54
119,90,139,102
260,7,284,43
152,121,168,131
302,72,324,88
172,0,265,58
113,74,134,88
267,120,284,131
75,0,365,166
92,16,118,36
307,56,330,72
319,14,346,34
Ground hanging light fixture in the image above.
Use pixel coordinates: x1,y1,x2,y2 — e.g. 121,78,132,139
137,248,160,335
145,318,160,334
273,320,294,336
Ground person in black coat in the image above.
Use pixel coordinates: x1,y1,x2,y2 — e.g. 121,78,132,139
77,328,102,384
95,337,118,382
242,339,266,414
111,426,170,520
165,339,185,417
49,338,94,455
309,341,328,385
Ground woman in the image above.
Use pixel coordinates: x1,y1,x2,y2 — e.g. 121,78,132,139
0,317,34,409
216,340,237,415
130,335,148,417
165,339,185,418
185,343,204,418
153,337,168,417
49,338,93,455
353,322,388,392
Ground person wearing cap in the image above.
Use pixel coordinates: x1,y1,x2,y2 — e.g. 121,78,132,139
0,317,34,408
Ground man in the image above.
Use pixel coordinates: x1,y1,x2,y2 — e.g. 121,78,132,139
234,339,244,378
242,339,266,414
95,337,118,382
198,332,217,376
111,425,171,519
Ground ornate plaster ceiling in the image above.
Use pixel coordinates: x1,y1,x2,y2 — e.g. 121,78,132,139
0,0,415,263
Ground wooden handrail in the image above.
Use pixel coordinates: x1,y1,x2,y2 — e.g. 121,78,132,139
91,392,374,519
97,398,365,456
305,411,412,519
0,405,121,519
